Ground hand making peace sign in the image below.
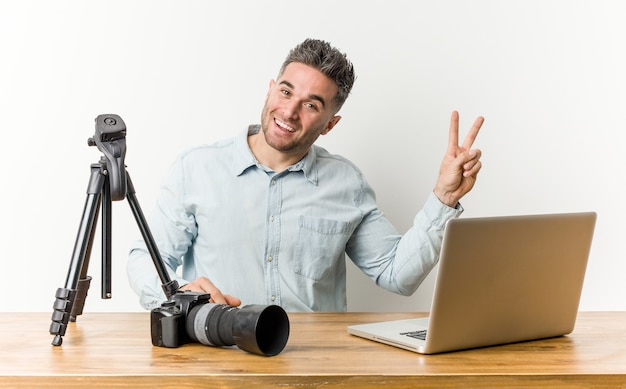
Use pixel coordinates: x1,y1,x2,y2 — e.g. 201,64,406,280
433,111,484,208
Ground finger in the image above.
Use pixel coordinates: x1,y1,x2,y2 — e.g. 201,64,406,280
224,294,242,307
461,116,484,150
447,110,460,152
196,276,217,291
179,277,239,306
195,277,228,304
463,159,482,177
461,148,481,168
464,148,482,165
207,289,229,304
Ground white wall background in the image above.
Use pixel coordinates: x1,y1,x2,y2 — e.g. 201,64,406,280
1,0,624,313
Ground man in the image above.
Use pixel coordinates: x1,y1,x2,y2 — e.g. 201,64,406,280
127,38,484,312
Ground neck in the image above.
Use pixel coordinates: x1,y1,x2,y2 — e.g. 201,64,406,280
247,132,306,172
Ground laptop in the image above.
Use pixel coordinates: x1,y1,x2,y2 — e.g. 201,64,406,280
348,212,597,354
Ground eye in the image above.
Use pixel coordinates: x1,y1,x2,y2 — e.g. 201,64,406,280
304,102,319,111
280,89,290,97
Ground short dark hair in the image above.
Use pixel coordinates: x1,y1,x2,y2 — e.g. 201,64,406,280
279,38,356,112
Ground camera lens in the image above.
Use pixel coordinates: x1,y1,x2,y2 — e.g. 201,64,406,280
186,303,290,356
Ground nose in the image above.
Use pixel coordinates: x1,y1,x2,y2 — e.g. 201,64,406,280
282,99,300,120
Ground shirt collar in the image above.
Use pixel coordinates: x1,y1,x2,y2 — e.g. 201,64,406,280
232,125,319,185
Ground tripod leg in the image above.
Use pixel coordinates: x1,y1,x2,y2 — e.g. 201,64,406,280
70,169,106,321
101,173,113,300
125,172,180,298
50,164,106,346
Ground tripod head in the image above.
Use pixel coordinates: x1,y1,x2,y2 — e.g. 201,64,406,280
88,114,127,201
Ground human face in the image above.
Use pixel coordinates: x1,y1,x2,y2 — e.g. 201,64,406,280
259,62,341,161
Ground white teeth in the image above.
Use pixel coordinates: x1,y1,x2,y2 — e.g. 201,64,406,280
276,119,295,132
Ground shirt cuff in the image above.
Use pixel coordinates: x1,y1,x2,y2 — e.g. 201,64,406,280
422,191,464,228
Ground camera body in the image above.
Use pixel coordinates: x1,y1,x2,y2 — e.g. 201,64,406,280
150,291,290,356
151,291,210,348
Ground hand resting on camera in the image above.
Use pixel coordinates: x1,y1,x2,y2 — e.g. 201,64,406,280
178,276,242,306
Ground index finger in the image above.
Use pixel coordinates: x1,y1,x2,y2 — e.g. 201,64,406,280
461,115,484,150
447,110,460,151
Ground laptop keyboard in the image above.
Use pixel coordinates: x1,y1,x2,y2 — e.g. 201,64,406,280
400,330,427,341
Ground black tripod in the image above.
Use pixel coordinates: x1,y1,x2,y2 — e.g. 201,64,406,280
49,114,179,346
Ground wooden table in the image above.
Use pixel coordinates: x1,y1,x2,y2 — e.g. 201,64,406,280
1,312,625,388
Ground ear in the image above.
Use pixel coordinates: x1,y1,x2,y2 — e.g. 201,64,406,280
266,79,275,97
321,115,342,135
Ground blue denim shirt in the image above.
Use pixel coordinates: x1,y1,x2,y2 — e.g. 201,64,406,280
127,125,462,311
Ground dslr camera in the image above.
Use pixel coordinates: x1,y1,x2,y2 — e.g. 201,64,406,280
151,291,290,356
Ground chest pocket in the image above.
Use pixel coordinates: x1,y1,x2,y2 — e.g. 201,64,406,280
294,216,353,281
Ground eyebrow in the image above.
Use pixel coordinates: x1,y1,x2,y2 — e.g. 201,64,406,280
279,80,327,108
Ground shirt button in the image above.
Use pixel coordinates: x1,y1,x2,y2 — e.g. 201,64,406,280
271,295,276,301
270,216,275,222
268,256,273,262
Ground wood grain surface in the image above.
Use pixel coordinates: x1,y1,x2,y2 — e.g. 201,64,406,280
1,311,625,388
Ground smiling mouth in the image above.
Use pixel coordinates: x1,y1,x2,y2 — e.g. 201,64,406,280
275,118,296,133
